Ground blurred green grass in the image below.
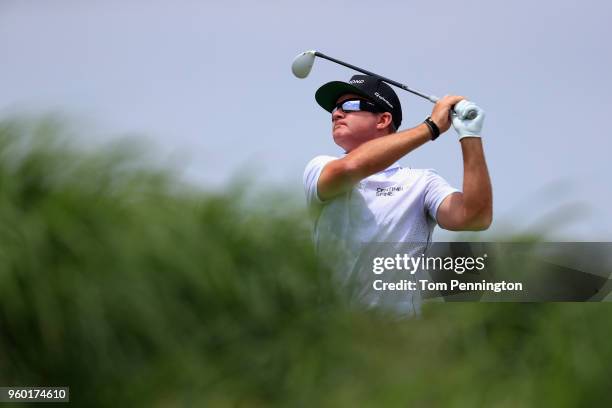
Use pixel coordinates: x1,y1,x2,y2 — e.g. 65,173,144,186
0,116,611,407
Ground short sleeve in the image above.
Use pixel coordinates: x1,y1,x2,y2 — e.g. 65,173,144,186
423,170,460,222
303,155,337,209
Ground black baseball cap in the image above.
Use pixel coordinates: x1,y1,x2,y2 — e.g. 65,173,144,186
315,74,402,130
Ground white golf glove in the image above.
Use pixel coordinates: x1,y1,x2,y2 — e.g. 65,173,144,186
451,100,485,140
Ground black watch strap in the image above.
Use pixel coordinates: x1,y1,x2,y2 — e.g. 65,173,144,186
424,117,440,140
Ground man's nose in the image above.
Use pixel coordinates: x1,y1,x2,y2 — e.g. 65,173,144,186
332,108,345,122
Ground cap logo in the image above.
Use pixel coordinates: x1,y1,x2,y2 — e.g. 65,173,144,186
374,92,394,109
349,79,365,84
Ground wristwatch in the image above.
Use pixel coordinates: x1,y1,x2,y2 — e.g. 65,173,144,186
423,117,440,140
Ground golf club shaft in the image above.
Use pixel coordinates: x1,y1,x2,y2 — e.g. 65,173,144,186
315,52,438,103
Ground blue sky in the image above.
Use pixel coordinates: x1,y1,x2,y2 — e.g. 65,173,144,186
1,0,611,240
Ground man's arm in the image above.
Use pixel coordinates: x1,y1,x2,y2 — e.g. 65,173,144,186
317,124,431,200
318,96,464,201
436,138,492,230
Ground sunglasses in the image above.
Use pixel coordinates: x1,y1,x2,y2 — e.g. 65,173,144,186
332,99,382,115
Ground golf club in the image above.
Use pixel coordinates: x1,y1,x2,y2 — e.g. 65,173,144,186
292,50,478,120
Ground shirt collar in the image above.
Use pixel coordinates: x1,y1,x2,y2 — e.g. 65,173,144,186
383,161,402,172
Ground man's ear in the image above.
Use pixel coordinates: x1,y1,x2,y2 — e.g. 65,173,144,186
376,112,393,131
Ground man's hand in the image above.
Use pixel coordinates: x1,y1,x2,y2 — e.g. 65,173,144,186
430,95,465,133
452,100,486,139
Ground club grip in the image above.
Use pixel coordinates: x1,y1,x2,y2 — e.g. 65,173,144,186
431,97,479,119
464,109,478,120
454,100,479,120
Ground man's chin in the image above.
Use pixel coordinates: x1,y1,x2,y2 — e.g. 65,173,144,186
332,130,346,144
333,126,351,139
332,133,353,152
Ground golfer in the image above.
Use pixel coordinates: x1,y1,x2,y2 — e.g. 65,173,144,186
303,75,492,314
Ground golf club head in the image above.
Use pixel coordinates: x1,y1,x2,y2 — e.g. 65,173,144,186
291,50,316,78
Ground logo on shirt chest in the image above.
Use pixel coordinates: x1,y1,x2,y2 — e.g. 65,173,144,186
376,185,404,197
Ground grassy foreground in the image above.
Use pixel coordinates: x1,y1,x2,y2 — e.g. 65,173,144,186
0,116,611,407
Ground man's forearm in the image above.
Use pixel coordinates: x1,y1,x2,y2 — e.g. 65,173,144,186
460,138,492,227
343,124,432,180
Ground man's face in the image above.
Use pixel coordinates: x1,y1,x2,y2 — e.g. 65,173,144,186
332,93,382,152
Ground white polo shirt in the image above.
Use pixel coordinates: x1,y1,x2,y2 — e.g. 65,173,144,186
303,155,459,314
